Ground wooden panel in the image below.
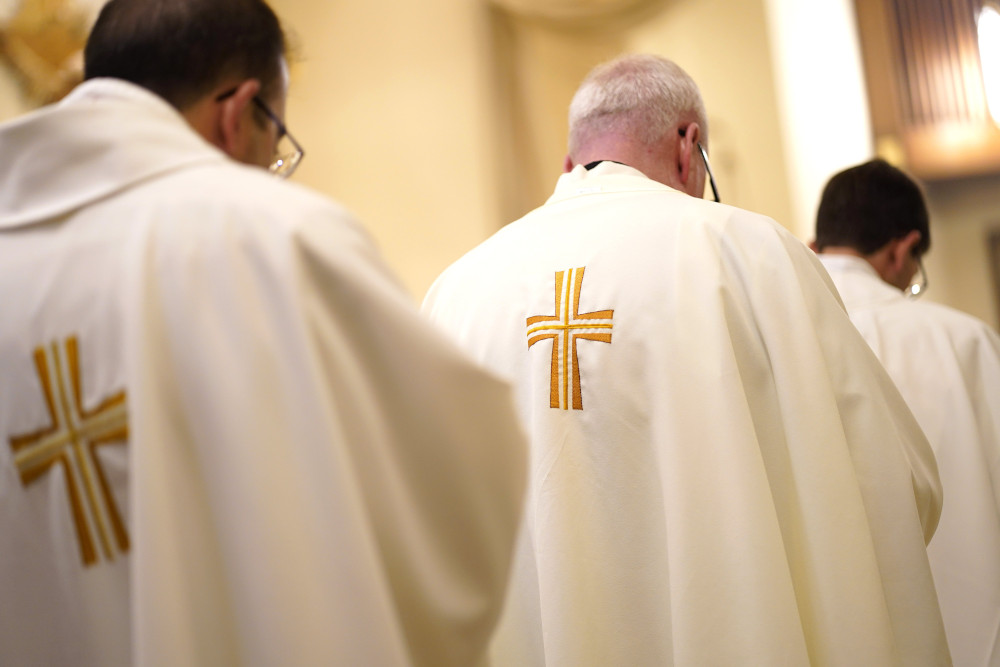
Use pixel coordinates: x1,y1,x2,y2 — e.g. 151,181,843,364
854,0,1000,180
855,0,906,134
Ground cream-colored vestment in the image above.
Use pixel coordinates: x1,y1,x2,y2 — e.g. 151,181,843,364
821,253,1000,667
424,161,949,666
0,79,527,667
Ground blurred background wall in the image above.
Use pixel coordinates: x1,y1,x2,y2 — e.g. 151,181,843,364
3,0,998,327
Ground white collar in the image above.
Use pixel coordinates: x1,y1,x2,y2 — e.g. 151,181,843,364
817,253,882,279
818,253,909,305
0,79,226,229
547,161,675,204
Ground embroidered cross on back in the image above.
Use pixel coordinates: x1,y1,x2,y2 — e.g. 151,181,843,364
527,267,614,410
8,336,130,567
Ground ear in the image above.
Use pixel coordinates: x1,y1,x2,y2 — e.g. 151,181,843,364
216,79,262,158
677,122,699,187
563,154,576,173
899,229,923,258
887,229,923,272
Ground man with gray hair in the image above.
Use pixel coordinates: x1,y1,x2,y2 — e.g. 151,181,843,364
423,54,949,665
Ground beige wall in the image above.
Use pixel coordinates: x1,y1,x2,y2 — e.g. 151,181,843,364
925,176,1000,328
270,0,501,301
0,62,28,123
764,0,874,239
631,0,795,229
2,0,998,326
762,0,1000,329
480,0,797,236
273,0,798,300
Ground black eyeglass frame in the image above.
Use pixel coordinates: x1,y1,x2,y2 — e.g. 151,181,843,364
678,127,720,202
214,87,305,178
697,143,720,203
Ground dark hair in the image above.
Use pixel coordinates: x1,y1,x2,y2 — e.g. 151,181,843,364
814,159,931,256
84,0,286,110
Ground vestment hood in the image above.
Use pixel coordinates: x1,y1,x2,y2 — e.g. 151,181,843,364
0,78,225,229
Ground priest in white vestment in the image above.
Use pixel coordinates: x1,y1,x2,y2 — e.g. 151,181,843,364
0,1,527,665
422,54,950,666
813,158,1000,667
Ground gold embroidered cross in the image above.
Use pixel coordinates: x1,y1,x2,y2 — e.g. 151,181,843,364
8,336,130,567
527,267,613,410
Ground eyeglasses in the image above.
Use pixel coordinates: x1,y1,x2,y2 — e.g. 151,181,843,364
215,88,305,179
907,257,929,298
678,127,720,202
697,142,720,203
251,97,304,179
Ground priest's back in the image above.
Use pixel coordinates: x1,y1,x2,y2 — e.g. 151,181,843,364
424,159,949,666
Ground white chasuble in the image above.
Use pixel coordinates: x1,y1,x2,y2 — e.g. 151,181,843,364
423,162,950,666
0,79,527,667
821,253,1000,667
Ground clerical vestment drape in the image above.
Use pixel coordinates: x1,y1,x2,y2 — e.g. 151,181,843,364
0,79,527,667
423,162,950,666
821,253,1000,667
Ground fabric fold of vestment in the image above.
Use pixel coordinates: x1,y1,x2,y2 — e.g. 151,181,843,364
0,79,527,667
821,253,1000,667
423,161,949,666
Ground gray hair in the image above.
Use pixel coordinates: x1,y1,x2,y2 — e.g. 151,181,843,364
568,54,708,154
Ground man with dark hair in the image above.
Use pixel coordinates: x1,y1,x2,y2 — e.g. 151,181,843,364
814,158,931,288
813,158,1000,667
83,0,287,111
423,54,949,665
0,1,527,665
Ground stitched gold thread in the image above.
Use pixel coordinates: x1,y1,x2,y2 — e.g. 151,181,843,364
59,452,97,566
548,335,561,409
562,269,571,410
90,439,130,551
527,323,614,336
526,267,614,411
7,337,130,567
14,430,72,475
67,340,130,555
554,270,564,321
52,343,114,560
571,332,582,409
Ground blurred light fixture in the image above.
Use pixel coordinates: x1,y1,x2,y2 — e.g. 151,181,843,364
981,2,1000,125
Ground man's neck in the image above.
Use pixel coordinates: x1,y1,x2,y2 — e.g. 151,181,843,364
816,246,865,259
819,246,904,291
